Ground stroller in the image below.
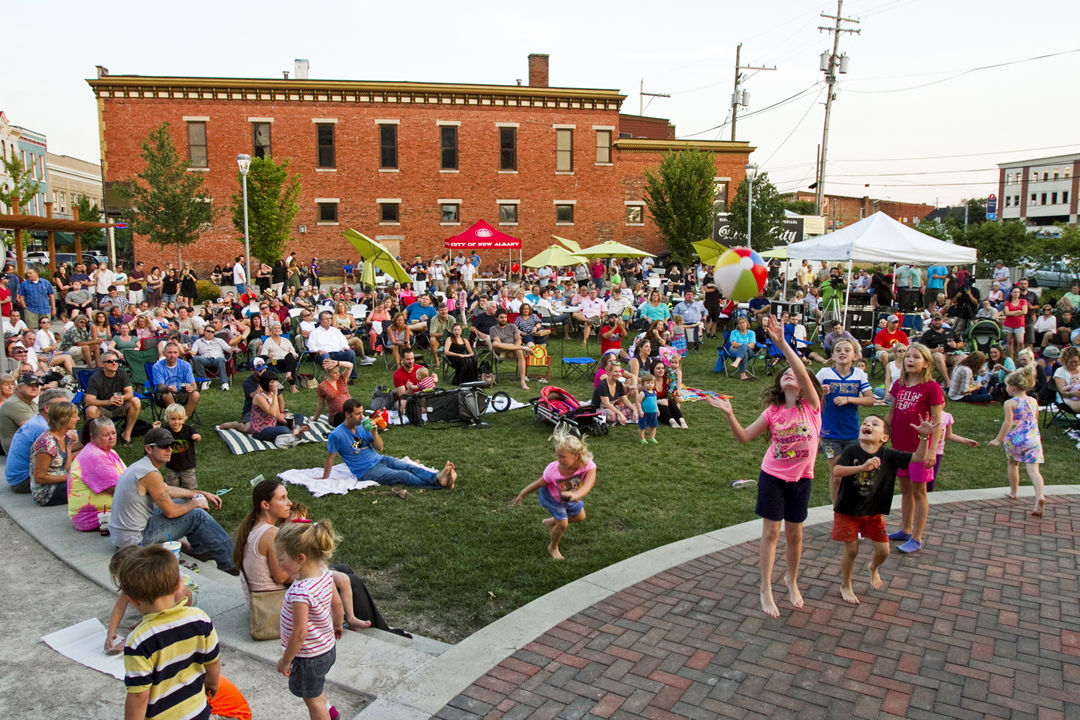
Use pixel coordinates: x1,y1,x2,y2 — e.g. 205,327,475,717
967,319,1003,354
530,385,609,438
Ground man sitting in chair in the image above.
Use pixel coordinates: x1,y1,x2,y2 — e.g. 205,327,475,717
392,350,436,415
190,325,234,392
84,351,141,446
427,303,454,369
673,290,707,349
572,286,606,347
405,293,437,334
307,310,357,380
470,301,499,345
490,309,530,391
151,341,200,419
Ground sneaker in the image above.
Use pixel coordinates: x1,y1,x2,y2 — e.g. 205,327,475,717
679,418,689,429
669,418,680,429
887,530,912,542
731,478,756,489
641,439,648,445
200,381,210,391
221,382,230,391
329,706,339,720
360,357,377,366
898,538,922,554
648,438,659,444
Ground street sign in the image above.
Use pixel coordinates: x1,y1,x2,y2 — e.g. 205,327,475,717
987,194,997,221
114,221,129,229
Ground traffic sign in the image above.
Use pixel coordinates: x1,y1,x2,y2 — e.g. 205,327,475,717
986,194,997,221
114,221,129,229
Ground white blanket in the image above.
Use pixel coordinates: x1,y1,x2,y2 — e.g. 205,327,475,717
277,460,445,497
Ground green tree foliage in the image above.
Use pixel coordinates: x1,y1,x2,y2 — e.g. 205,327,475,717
643,150,719,265
1036,225,1080,277
1,155,43,247
724,171,786,252
958,219,1029,275
74,195,104,247
118,123,213,265
230,157,301,265
782,198,817,215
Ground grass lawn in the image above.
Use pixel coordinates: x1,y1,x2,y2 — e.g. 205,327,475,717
113,337,1078,642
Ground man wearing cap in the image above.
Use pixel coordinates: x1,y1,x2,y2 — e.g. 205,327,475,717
16,267,55,330
992,261,1010,294
83,351,141,445
5,386,71,493
109,427,237,574
872,314,910,369
920,314,966,382
410,255,428,284
0,372,42,453
151,341,200,418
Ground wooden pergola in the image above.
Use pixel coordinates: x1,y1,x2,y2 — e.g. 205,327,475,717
0,203,116,276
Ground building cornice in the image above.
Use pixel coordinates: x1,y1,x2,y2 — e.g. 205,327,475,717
87,75,627,111
615,138,755,155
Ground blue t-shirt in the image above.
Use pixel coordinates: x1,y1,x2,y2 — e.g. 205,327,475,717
815,366,871,440
641,390,658,414
729,328,756,346
405,302,437,324
926,265,948,290
327,423,380,478
6,414,47,486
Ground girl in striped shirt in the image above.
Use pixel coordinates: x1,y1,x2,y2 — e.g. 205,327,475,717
276,520,345,720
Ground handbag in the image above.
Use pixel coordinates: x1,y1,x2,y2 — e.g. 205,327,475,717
241,563,286,640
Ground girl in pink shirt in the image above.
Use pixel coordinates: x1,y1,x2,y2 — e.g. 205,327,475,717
708,316,823,618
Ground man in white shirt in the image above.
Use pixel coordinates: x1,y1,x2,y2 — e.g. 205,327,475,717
992,261,1010,293
33,317,75,375
460,260,476,292
307,310,357,379
672,290,707,348
572,287,607,346
232,256,247,295
190,325,234,390
93,261,115,304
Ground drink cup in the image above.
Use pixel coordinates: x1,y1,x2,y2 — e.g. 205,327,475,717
162,541,182,560
97,510,111,536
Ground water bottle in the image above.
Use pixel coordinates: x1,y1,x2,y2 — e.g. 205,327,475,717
250,473,265,487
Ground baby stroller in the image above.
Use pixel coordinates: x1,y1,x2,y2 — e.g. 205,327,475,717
530,385,609,438
967,319,1003,354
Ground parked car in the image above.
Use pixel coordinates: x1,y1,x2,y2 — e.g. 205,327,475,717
1025,261,1078,288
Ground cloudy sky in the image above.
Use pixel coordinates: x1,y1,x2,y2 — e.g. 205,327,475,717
5,0,1078,207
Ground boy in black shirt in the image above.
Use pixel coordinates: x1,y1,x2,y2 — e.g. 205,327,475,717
830,413,935,605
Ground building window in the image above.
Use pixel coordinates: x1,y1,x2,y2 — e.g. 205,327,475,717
441,202,460,223
556,129,573,172
1052,192,1058,205
1043,172,1049,181
1031,193,1037,205
379,124,397,169
499,203,518,224
626,203,644,225
252,122,271,159
1064,191,1070,205
595,130,612,164
187,121,207,168
316,123,335,168
440,126,458,170
499,127,517,171
1014,195,1020,207
714,180,729,212
555,203,574,224
380,202,399,223
1004,196,1011,208
1041,193,1047,205
317,201,338,223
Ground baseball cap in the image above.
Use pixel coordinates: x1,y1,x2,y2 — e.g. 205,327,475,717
1043,345,1061,359
144,427,176,448
931,313,943,320
251,357,267,370
17,372,42,387
887,314,899,323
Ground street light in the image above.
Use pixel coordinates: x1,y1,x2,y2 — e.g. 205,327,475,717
745,162,758,248
236,153,252,291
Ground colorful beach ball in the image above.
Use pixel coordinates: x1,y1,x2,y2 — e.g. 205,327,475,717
713,247,768,302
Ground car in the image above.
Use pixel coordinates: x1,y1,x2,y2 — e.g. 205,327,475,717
1026,261,1078,288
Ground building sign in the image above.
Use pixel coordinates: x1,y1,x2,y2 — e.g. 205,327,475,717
712,215,815,245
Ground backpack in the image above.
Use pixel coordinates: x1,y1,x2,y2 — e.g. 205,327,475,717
403,394,427,426
370,385,394,413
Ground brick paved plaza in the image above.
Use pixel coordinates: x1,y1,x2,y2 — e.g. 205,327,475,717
436,496,1080,720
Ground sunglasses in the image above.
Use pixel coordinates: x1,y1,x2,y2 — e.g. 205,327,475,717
103,359,119,364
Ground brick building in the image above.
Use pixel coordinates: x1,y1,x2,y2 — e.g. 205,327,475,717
88,56,753,273
785,191,934,231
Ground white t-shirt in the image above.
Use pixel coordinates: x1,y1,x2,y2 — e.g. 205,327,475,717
1054,366,1080,403
233,262,246,285
33,329,55,352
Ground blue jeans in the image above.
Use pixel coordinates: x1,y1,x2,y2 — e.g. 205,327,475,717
162,293,177,304
193,355,228,385
142,505,235,571
253,413,305,442
730,342,754,366
318,350,357,378
360,456,441,488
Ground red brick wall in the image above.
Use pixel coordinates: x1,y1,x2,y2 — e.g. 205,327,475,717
618,115,676,140
99,96,748,273
791,191,934,229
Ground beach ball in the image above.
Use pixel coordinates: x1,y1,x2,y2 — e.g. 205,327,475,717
713,246,768,302
1071,328,1080,347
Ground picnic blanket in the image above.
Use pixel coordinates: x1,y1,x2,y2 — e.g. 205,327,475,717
215,418,334,455
679,386,723,403
278,460,434,497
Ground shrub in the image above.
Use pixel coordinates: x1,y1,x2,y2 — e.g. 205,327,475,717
195,280,221,304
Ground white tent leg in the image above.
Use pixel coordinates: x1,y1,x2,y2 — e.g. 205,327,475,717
843,261,853,327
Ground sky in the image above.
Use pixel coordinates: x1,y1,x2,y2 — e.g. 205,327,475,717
5,0,1079,208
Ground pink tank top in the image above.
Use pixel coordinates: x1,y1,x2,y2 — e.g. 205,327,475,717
242,522,284,596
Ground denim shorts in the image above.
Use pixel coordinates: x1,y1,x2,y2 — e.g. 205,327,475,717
818,438,851,460
288,646,336,698
755,470,811,523
537,486,583,521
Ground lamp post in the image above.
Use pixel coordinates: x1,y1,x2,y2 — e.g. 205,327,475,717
745,162,758,248
236,153,252,290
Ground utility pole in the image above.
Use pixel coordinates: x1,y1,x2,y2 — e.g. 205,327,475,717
730,43,776,142
639,79,670,116
814,0,860,218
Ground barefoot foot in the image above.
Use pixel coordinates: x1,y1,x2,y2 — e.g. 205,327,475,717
840,584,861,605
868,562,884,590
1004,493,1019,500
1030,498,1045,517
784,575,805,609
541,517,557,529
548,544,564,560
346,618,372,630
760,588,780,618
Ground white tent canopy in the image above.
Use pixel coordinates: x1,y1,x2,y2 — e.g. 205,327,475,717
785,211,977,265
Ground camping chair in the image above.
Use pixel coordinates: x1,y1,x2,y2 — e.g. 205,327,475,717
714,330,765,378
1042,397,1080,430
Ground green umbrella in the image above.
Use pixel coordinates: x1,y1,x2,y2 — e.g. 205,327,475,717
552,235,582,253
524,244,584,268
692,239,726,265
574,240,655,259
343,229,411,287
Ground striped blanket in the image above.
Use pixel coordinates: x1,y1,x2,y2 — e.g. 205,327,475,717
215,418,334,455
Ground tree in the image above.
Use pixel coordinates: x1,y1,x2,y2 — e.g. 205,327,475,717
1,155,43,246
643,150,719,265
118,123,213,265
230,156,301,265
782,198,816,216
959,219,1029,275
724,170,786,252
74,195,104,248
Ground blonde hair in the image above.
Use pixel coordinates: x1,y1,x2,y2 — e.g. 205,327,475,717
551,426,593,467
1006,364,1036,392
902,343,934,384
642,373,657,387
164,403,188,422
274,518,338,564
1016,348,1035,365
47,401,79,432
831,338,857,356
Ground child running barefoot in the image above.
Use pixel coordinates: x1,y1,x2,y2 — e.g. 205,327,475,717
885,343,944,554
707,315,823,618
289,503,372,631
989,365,1046,516
637,374,660,445
511,430,597,560
276,520,345,720
104,545,197,654
831,413,936,605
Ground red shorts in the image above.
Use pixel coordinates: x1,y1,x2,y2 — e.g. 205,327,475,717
831,512,888,543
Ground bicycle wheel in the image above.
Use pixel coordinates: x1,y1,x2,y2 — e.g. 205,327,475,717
490,391,512,412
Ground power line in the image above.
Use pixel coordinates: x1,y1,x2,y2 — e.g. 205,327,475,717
760,88,824,169
679,82,823,139
833,143,1080,163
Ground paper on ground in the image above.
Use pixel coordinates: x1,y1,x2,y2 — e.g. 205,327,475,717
41,618,124,680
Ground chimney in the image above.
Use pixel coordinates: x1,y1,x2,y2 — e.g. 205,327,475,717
294,59,309,80
95,65,109,78
283,70,290,80
528,54,549,88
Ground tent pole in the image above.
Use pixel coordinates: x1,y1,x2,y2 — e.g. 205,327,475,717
843,260,853,327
